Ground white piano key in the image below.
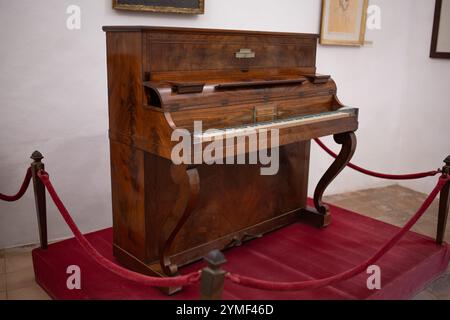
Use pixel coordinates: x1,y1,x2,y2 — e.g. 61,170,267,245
194,110,355,141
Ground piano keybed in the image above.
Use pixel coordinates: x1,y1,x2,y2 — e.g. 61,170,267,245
193,109,357,141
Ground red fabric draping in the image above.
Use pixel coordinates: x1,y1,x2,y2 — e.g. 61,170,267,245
37,170,200,288
3,160,446,293
227,176,449,291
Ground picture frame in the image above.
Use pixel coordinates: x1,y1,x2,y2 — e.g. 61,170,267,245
320,0,369,46
112,0,205,15
430,0,450,59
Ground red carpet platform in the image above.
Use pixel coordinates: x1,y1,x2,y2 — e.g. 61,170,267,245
32,204,450,300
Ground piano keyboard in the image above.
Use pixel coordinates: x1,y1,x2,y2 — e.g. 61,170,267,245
194,109,356,140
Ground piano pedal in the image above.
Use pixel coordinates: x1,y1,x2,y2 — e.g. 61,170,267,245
299,206,332,229
224,236,242,250
242,233,263,242
224,233,263,250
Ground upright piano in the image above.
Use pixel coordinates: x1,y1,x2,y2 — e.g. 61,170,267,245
103,26,358,293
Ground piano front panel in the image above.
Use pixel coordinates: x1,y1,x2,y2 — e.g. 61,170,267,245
144,29,317,74
169,95,337,131
145,142,310,265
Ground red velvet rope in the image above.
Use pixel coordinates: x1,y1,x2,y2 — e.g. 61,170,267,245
0,167,32,202
37,170,201,288
227,175,449,291
314,138,440,180
5,162,445,292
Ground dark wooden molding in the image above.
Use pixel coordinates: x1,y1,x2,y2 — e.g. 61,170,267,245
102,25,319,38
112,0,205,15
430,0,450,59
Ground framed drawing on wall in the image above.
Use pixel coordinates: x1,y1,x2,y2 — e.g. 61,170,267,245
430,0,450,59
113,0,205,15
320,0,369,46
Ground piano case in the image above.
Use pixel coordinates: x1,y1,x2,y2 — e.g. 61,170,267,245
103,26,359,293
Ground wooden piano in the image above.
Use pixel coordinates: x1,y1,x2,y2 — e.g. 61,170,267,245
103,26,359,293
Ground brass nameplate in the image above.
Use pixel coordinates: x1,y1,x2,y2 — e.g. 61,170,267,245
254,105,278,122
235,48,256,59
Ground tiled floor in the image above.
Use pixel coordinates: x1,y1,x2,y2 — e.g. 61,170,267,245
324,184,450,300
0,185,449,300
0,244,49,300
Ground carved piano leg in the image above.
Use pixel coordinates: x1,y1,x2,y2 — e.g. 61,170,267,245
300,132,357,228
158,165,200,292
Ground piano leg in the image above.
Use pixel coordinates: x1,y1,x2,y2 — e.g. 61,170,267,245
300,131,357,228
159,164,200,279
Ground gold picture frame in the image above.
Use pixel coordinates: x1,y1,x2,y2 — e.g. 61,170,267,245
320,0,369,46
113,0,205,15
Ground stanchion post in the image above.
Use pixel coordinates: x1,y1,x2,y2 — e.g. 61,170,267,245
30,151,48,249
437,156,450,245
200,250,227,300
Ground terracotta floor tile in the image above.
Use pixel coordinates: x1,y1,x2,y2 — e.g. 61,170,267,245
412,290,438,300
411,223,436,239
0,250,4,274
427,274,450,299
336,198,368,209
324,200,352,210
354,206,389,219
5,244,37,255
0,257,5,274
5,249,33,273
6,267,36,291
324,194,347,202
7,285,50,300
0,274,5,292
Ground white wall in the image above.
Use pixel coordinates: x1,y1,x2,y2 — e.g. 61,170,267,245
1,0,449,248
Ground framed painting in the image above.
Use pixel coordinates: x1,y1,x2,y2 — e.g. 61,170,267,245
320,0,369,46
430,0,450,59
113,0,205,15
